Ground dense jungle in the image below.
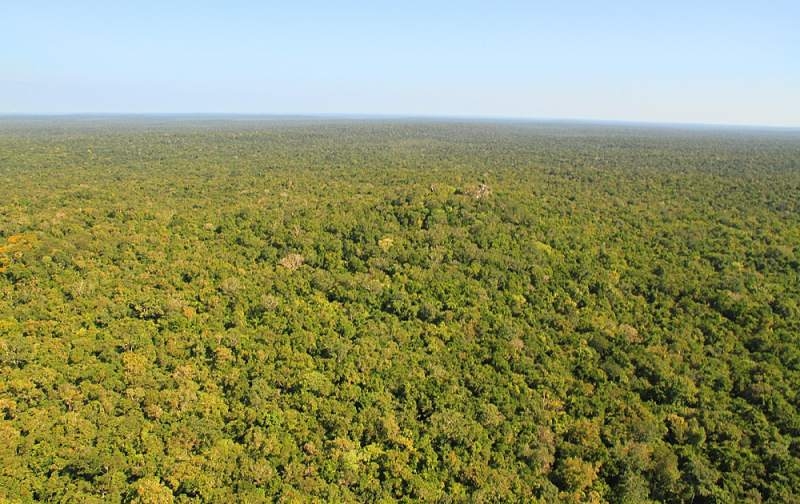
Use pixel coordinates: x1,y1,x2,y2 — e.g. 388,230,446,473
1,117,799,502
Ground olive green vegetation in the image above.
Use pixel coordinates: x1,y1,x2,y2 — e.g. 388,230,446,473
1,118,799,503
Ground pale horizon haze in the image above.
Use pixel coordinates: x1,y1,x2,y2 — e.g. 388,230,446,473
2,1,799,127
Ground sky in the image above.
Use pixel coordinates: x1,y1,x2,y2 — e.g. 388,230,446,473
2,1,799,127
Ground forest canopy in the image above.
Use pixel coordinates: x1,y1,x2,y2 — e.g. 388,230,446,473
1,118,799,502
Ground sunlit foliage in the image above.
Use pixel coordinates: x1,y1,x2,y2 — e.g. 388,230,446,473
1,118,799,502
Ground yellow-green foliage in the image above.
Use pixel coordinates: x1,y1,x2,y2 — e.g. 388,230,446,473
1,118,799,502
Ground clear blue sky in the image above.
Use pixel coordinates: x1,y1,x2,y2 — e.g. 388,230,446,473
2,1,799,126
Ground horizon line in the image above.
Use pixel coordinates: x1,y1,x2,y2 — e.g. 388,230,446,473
1,112,799,131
